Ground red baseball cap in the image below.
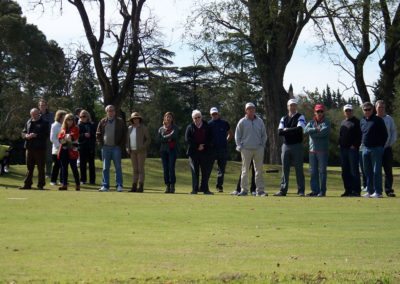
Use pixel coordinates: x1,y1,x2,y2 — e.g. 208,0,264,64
314,104,325,111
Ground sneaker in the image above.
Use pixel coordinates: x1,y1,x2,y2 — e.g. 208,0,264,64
116,185,123,192
273,191,286,197
362,186,368,192
3,165,9,173
237,191,248,196
50,182,56,186
371,192,383,198
99,186,109,192
387,192,396,197
251,191,257,196
362,193,371,198
298,192,305,197
306,192,318,197
256,191,267,197
317,193,326,197
230,190,239,196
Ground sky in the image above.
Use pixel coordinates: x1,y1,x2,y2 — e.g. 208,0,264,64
16,0,381,98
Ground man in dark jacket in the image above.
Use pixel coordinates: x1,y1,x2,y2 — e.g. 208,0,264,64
185,109,214,195
339,104,362,197
20,108,49,190
360,102,388,198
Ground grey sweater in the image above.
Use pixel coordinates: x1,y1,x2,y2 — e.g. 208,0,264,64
235,115,267,150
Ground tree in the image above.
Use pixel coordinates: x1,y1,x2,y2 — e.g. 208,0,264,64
32,0,147,112
0,0,66,140
376,1,400,114
187,0,323,163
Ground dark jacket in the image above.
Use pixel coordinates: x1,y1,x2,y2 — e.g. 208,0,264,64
339,116,361,149
360,114,388,148
78,121,96,151
21,117,49,150
185,120,213,157
96,117,127,149
158,124,179,153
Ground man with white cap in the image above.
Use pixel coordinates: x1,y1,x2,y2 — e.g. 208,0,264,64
274,99,306,196
339,104,362,197
235,102,267,196
208,107,233,192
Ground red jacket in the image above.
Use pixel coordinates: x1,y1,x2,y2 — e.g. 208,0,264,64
58,126,80,159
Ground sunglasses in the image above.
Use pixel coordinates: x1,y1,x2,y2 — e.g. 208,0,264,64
363,108,372,112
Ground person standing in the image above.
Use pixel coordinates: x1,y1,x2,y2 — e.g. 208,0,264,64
38,99,55,178
19,108,49,190
58,114,80,191
158,112,179,194
185,110,214,195
235,102,267,197
360,102,388,198
208,107,233,192
50,110,67,185
274,99,306,197
78,110,96,185
126,112,150,193
339,104,362,197
375,100,396,197
96,105,127,192
304,104,330,197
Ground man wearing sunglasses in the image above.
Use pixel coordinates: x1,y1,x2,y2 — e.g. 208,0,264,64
339,104,362,197
360,102,388,198
304,104,331,197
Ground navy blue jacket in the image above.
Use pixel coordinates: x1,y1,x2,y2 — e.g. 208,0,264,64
360,114,388,148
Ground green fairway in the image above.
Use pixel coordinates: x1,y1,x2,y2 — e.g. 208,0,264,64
0,159,399,283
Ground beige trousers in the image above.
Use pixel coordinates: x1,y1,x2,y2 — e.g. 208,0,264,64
130,150,146,183
240,148,265,193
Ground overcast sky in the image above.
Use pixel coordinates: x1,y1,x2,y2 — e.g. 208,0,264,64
16,0,381,97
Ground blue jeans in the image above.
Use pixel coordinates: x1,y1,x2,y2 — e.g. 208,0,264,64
101,145,123,188
340,147,361,195
161,149,177,185
309,152,328,195
362,146,384,195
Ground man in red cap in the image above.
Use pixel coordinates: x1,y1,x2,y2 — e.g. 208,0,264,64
304,104,331,197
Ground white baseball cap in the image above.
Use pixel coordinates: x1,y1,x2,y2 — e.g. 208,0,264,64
343,104,353,111
210,107,219,114
245,102,255,110
287,99,298,106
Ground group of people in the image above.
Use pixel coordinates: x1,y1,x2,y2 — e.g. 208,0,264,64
17,98,396,198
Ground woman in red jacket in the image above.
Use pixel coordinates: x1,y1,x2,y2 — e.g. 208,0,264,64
58,113,80,191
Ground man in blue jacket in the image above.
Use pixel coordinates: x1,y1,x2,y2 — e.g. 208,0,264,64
361,102,388,198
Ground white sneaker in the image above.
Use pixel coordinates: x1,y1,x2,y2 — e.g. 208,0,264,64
50,182,56,186
99,186,109,192
117,185,123,192
362,186,368,192
363,193,371,198
230,190,239,195
371,192,383,198
4,165,9,173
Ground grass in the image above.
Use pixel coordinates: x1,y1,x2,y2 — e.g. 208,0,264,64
0,159,399,283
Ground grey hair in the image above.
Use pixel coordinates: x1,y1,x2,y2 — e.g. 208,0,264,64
191,109,202,118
